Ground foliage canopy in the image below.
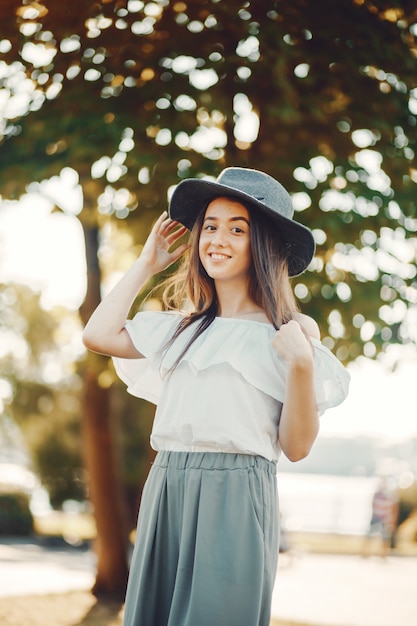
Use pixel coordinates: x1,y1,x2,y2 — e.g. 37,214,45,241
1,0,417,363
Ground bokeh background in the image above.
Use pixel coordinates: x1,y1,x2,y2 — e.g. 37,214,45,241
1,1,417,624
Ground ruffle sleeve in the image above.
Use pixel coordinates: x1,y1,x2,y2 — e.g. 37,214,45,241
311,338,350,414
112,311,182,404
113,312,350,413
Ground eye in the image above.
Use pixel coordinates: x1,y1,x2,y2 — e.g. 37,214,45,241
231,226,245,233
203,224,216,231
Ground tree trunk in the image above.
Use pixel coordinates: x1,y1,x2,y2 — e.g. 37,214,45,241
79,222,129,599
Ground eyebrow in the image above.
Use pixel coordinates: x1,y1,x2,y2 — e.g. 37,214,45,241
203,215,250,226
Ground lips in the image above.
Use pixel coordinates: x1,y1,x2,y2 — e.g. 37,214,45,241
209,253,231,260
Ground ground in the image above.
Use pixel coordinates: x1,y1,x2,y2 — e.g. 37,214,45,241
0,591,122,626
0,591,305,626
1,525,416,626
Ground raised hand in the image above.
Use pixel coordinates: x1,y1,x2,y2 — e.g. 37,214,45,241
272,319,314,365
82,212,189,358
140,211,189,274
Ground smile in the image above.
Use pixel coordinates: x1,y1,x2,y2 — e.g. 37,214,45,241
209,253,231,260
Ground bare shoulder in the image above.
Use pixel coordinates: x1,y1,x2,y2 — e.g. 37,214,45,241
293,312,321,340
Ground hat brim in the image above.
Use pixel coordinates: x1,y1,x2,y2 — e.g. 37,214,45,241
169,178,315,276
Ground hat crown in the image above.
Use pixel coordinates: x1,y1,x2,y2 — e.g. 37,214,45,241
217,167,294,220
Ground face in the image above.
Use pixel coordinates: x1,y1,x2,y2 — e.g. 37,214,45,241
198,197,252,284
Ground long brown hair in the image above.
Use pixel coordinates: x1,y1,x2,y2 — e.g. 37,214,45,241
161,199,299,366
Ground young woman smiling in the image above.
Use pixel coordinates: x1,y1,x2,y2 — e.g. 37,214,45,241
83,166,350,626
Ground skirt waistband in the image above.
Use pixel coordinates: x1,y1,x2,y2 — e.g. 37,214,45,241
153,450,277,475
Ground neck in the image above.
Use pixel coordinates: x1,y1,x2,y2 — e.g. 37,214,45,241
214,280,262,319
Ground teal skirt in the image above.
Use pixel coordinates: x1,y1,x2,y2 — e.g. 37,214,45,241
123,451,279,626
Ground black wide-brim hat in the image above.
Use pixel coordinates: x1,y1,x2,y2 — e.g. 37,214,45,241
169,166,315,276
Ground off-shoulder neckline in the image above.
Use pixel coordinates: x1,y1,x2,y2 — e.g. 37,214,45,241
152,310,275,328
143,311,325,344
214,316,275,328
215,316,323,349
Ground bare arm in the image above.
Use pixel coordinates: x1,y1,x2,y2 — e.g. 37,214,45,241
82,212,188,358
273,314,320,462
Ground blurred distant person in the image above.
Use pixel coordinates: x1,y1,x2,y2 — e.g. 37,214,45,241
362,477,399,558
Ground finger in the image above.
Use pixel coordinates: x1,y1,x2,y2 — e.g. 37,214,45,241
166,225,188,245
151,211,168,232
159,216,184,237
171,243,190,262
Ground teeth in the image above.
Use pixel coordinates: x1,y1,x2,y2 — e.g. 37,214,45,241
211,254,229,260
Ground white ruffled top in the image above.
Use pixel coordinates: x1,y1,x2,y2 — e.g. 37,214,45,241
113,311,350,462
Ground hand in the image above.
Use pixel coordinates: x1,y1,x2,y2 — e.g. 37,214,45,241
272,320,314,366
140,211,189,274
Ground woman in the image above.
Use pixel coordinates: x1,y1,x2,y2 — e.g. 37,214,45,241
83,167,350,626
